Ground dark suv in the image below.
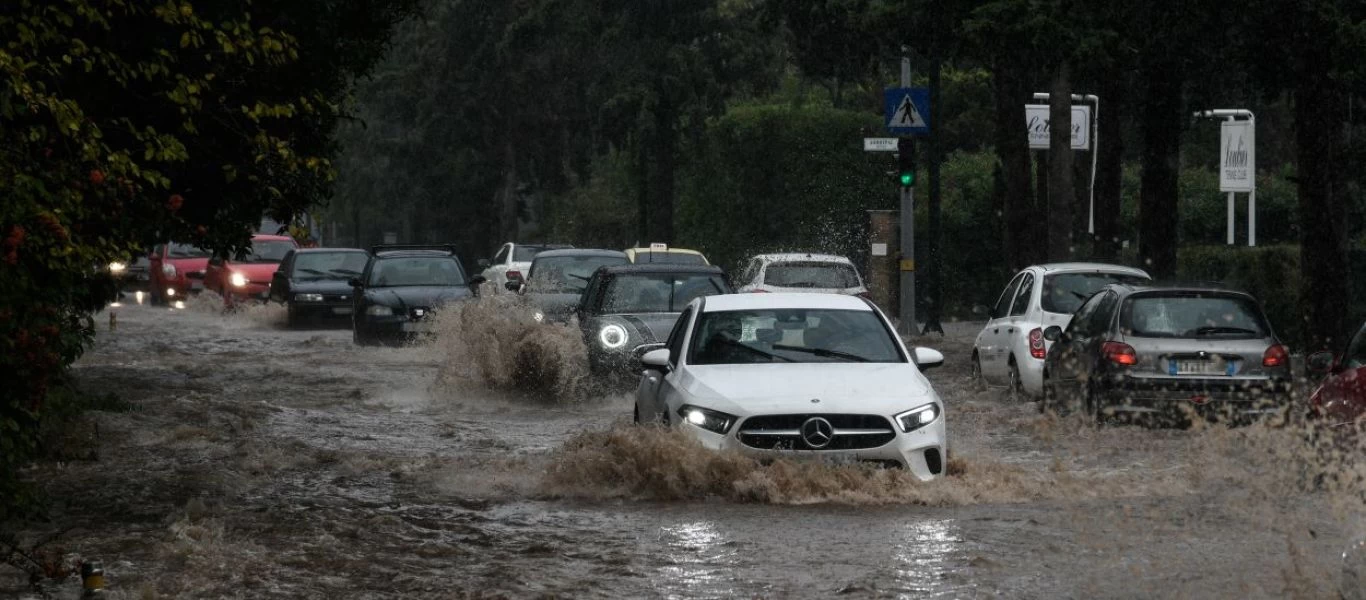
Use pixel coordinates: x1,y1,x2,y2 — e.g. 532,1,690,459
1041,282,1291,425
349,245,485,345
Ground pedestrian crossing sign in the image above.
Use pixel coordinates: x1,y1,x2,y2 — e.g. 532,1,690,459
884,88,930,135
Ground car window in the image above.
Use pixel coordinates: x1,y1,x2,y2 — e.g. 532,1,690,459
368,257,466,287
293,252,369,281
493,245,510,264
1120,293,1269,339
167,242,212,259
1067,291,1108,338
528,255,628,293
688,308,904,365
1344,324,1366,369
1009,273,1035,317
1042,272,1149,314
763,261,860,289
667,306,693,365
993,273,1024,319
601,273,727,313
241,240,296,263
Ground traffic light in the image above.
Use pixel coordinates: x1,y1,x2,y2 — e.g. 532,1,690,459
897,137,916,187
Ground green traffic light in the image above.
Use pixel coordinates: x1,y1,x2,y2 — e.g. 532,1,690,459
899,172,914,186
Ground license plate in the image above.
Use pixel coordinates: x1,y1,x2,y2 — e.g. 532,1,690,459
1171,359,1224,375
190,281,204,291
332,306,353,315
401,322,432,333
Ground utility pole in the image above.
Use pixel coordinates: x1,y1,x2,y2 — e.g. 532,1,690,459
923,48,944,335
898,49,916,336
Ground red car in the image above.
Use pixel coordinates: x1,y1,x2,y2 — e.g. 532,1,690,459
1307,322,1366,430
204,234,299,306
148,242,214,305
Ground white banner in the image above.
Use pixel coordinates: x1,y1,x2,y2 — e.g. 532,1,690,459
1025,104,1091,150
1219,121,1255,192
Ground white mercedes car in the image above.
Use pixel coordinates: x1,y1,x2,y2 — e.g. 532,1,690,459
633,293,948,481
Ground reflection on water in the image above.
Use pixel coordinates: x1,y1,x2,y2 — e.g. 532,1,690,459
657,521,735,598
893,519,963,596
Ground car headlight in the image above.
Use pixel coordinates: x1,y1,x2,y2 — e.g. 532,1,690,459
229,272,248,287
677,405,736,434
366,304,393,316
533,311,545,323
161,264,177,277
108,261,126,273
294,293,324,302
598,323,628,349
894,403,941,433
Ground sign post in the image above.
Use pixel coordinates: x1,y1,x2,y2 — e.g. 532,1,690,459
1027,94,1099,234
1195,109,1256,246
879,54,932,335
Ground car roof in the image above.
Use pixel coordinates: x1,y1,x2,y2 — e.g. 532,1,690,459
292,247,367,254
600,264,723,275
700,292,872,313
626,247,704,256
374,250,460,258
1034,262,1151,277
251,234,295,242
533,249,627,260
751,252,852,264
1110,281,1253,296
513,242,573,250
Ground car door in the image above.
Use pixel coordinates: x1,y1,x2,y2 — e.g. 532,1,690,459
1000,272,1037,370
270,250,296,303
654,306,696,422
979,272,1024,381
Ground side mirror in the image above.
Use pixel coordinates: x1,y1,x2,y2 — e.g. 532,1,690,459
913,347,944,371
641,347,670,370
1043,326,1063,342
477,259,491,269
347,277,362,288
1307,351,1336,375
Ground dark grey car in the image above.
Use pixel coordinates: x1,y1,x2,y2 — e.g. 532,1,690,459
577,264,732,375
1041,283,1292,424
512,249,629,323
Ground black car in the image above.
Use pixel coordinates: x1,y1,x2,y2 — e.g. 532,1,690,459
269,248,370,327
576,264,732,374
512,249,630,323
1041,282,1292,425
349,245,486,345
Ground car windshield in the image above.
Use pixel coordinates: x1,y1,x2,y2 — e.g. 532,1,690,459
292,252,369,281
688,309,903,365
601,273,726,313
632,251,705,265
1121,294,1269,339
513,245,557,262
529,255,627,293
367,256,466,287
167,243,212,259
245,240,296,263
1042,272,1148,313
764,261,860,289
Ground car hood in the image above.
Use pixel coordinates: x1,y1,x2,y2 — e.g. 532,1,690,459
229,262,283,283
679,362,934,415
594,312,680,344
527,292,582,317
366,286,473,308
290,279,355,295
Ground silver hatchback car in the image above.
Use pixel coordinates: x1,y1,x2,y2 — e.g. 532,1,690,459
1041,283,1292,424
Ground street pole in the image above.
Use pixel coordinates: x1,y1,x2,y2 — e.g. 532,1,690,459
899,50,916,336
923,50,943,335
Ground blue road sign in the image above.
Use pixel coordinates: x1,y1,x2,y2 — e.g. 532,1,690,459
885,88,931,135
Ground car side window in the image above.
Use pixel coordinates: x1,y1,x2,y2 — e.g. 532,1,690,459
740,259,761,285
493,245,510,265
1068,292,1107,338
993,273,1024,319
1089,292,1120,336
666,307,693,365
1009,273,1034,317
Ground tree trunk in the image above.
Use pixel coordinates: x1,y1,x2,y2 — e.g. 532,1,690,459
1092,76,1126,260
1296,80,1349,351
647,103,677,242
1047,62,1075,261
1137,67,1181,278
924,55,944,333
498,138,519,242
1035,151,1049,254
992,62,1034,271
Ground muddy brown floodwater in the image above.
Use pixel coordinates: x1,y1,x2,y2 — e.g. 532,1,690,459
4,299,1364,598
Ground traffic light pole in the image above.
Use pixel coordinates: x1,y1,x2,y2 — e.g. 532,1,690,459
898,51,916,336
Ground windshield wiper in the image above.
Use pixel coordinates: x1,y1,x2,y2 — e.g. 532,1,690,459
772,344,870,362
297,268,329,276
1192,326,1258,336
716,338,794,362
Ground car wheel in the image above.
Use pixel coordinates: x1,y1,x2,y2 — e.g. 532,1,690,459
633,404,641,425
1006,359,1022,402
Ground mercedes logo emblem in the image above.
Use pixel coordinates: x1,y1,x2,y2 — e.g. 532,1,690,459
801,417,834,449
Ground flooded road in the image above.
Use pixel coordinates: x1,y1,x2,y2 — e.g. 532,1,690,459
4,300,1362,598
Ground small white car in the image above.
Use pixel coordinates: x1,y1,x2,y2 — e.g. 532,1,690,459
972,262,1151,399
735,253,869,297
477,242,571,294
634,292,948,480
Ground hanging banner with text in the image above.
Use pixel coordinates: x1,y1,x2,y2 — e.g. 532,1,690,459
1219,120,1255,192
1025,104,1091,150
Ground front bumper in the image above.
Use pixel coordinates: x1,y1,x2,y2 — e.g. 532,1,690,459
1097,375,1293,422
356,313,435,341
677,414,948,481
289,301,355,321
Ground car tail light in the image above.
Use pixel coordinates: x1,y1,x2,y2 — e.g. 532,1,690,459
1262,344,1289,368
1102,341,1138,366
506,269,523,281
1028,328,1046,359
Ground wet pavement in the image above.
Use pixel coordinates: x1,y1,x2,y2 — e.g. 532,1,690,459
2,300,1362,598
